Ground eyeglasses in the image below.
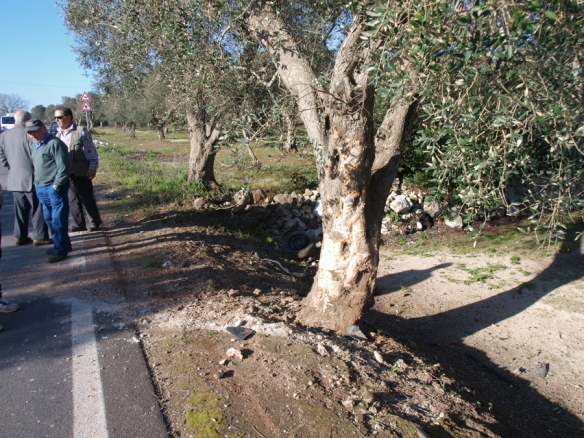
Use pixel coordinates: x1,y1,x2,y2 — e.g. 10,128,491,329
55,115,66,120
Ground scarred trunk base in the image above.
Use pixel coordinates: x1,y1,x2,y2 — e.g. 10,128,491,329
296,227,379,333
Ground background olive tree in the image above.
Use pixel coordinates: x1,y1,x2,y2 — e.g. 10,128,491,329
64,0,260,188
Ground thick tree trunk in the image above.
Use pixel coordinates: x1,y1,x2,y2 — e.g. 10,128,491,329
283,114,297,153
157,126,166,141
128,122,136,138
186,110,221,189
298,100,417,331
247,4,417,332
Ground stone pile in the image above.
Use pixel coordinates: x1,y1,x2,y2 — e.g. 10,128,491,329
192,186,467,242
193,188,323,242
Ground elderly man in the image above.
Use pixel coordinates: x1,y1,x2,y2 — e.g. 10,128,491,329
54,107,102,232
0,110,51,246
25,119,71,263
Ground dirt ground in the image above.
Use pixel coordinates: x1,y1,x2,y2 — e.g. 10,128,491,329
101,201,584,438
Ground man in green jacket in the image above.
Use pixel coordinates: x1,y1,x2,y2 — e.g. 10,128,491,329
25,119,71,263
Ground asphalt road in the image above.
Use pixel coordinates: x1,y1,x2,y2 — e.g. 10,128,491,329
0,190,167,438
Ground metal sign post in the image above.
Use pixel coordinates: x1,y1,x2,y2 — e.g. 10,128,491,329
80,92,92,127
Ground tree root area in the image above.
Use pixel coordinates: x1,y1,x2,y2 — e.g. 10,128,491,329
106,209,584,437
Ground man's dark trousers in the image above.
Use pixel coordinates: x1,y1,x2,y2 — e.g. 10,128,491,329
12,191,47,240
69,175,101,229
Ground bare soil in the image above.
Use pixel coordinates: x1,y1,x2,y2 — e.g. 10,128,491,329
102,204,584,438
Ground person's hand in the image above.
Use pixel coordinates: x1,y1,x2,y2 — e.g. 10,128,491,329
87,169,97,179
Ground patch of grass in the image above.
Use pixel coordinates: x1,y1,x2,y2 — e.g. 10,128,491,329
183,392,225,438
516,268,531,276
387,210,399,224
459,263,507,285
143,258,155,268
510,255,521,264
520,281,536,291
396,237,408,246
96,127,321,221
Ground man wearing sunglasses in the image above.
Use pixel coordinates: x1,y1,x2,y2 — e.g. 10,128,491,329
54,107,102,232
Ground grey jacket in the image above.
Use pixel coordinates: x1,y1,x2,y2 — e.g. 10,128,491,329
0,125,35,192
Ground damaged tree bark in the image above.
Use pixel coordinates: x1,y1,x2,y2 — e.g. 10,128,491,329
246,3,417,332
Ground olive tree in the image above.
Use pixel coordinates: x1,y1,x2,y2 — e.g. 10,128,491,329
63,0,240,187
236,1,417,331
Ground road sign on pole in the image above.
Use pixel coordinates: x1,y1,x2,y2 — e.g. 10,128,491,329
81,102,93,111
80,91,91,101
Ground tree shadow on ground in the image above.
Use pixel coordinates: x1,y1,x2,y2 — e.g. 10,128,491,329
365,223,584,437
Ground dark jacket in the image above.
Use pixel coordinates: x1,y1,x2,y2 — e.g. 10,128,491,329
0,125,35,192
31,134,71,189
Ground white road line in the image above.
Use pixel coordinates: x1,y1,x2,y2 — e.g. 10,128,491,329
71,300,109,438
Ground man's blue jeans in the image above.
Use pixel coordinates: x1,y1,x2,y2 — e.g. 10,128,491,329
36,181,71,255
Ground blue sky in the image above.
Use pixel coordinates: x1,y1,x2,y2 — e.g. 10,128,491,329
0,1,95,109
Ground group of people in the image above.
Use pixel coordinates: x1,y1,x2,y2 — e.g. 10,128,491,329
0,108,102,328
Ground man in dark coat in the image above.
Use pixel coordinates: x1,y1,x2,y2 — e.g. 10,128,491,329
0,110,51,246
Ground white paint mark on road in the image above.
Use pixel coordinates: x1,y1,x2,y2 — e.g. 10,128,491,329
71,300,109,438
69,254,87,269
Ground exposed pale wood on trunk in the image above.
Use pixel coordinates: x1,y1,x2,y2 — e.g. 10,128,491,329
246,4,417,332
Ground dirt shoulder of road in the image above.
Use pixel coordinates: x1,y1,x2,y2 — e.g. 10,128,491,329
102,205,584,438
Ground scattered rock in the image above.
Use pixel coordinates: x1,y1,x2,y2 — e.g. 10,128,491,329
316,343,329,356
444,214,463,230
524,362,549,378
374,351,384,364
342,399,354,410
423,199,442,218
390,195,413,214
251,189,270,205
193,197,208,210
346,325,368,342
226,348,244,361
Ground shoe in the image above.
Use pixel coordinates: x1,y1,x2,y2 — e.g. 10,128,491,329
47,254,68,263
88,224,101,232
0,300,20,313
34,239,54,246
46,246,72,255
70,226,87,232
15,237,33,245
